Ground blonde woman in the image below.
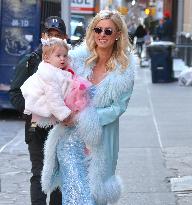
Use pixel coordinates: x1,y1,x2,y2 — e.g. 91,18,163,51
42,10,135,205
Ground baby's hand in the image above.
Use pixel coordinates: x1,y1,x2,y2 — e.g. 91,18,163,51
62,111,78,127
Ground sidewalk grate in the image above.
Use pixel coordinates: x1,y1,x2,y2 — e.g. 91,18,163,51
170,176,192,192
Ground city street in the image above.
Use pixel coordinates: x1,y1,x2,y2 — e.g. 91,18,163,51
0,0,191,204
0,111,30,205
0,60,192,205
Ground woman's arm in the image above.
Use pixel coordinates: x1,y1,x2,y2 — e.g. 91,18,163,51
77,81,134,147
96,86,133,126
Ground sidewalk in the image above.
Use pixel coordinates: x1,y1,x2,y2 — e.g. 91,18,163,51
0,58,192,205
116,58,192,205
0,128,31,205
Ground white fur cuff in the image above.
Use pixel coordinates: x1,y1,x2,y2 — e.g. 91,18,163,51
94,175,123,205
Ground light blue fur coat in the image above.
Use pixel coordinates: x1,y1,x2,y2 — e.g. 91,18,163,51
41,44,135,205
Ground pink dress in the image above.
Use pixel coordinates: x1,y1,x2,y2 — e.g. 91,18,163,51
64,69,92,112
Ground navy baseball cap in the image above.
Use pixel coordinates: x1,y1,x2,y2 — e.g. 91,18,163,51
44,16,66,35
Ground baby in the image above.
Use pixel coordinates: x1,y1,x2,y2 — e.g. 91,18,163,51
21,37,91,127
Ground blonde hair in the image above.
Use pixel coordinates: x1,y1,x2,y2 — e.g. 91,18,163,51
85,10,132,71
41,37,69,60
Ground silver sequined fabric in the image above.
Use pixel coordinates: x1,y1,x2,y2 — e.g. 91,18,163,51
56,127,95,205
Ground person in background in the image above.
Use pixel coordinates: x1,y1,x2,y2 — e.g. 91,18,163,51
141,29,153,63
41,10,135,205
154,18,165,41
134,23,147,57
144,29,153,46
162,11,173,41
9,16,68,205
128,21,136,44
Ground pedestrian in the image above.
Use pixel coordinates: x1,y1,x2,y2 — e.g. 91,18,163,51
141,29,153,61
162,11,173,41
20,37,91,128
41,10,135,205
128,21,136,44
9,16,68,205
144,29,153,46
154,18,165,40
134,23,147,57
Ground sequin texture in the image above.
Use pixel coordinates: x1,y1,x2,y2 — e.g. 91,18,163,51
56,127,95,205
88,85,96,99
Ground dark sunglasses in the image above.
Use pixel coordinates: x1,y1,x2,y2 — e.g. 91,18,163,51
93,27,114,35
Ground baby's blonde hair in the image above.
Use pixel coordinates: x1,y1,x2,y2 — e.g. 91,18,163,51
41,37,69,60
85,10,132,71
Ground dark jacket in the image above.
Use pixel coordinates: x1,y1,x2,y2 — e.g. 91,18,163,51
155,24,165,40
162,18,173,41
134,24,147,39
9,46,43,143
9,46,42,113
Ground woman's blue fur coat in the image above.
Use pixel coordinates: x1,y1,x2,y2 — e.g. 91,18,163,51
41,44,135,204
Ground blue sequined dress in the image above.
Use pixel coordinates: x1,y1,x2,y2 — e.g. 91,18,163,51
56,127,95,205
56,86,96,205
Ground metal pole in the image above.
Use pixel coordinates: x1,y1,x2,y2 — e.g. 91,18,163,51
176,0,184,44
61,0,71,37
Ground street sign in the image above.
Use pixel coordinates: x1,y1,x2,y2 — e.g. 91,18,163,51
71,0,95,14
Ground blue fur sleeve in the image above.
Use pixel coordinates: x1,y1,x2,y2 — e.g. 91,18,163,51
96,86,133,126
95,53,135,126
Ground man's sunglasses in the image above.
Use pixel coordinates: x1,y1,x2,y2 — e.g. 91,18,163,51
93,27,114,36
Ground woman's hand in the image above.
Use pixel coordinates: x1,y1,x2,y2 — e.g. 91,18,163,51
62,111,78,127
